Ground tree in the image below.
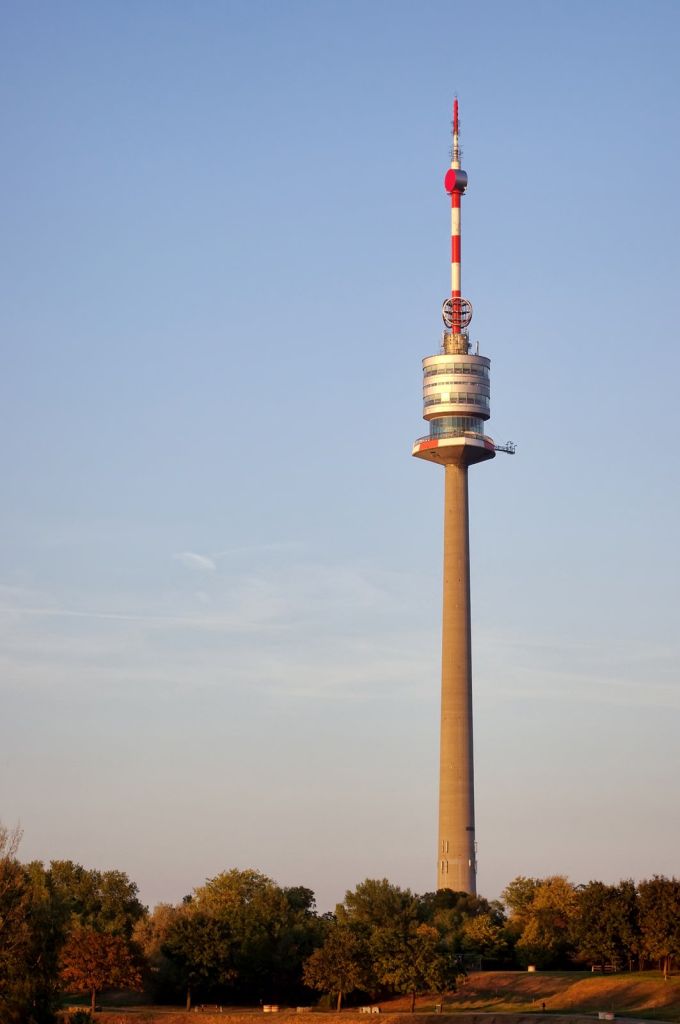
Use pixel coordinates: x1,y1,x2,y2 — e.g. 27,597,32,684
59,926,141,1014
134,903,184,1003
0,824,35,1023
373,923,462,1012
616,880,644,971
417,889,498,928
425,939,465,1004
0,826,64,1024
571,881,640,970
48,861,146,939
461,912,508,961
0,826,29,980
303,925,367,1010
162,909,235,1011
191,869,322,1003
335,879,420,994
502,876,577,968
337,879,417,933
415,889,506,967
502,877,541,920
283,887,317,915
638,876,680,979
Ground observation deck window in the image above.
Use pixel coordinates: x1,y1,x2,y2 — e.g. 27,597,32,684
430,416,485,438
424,394,490,409
424,364,489,379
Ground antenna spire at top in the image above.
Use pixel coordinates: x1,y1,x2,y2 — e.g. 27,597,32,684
452,97,460,166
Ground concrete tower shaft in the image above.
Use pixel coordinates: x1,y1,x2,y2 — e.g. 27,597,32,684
439,460,475,893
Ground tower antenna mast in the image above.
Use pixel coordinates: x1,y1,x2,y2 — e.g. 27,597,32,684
452,96,460,165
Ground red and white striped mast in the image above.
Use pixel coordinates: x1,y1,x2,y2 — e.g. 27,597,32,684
443,98,470,337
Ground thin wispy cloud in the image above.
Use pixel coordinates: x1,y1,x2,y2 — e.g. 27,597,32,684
212,541,304,558
474,627,680,712
4,565,676,713
173,552,217,572
0,565,436,704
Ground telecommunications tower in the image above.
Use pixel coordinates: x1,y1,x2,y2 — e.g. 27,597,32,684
412,101,513,894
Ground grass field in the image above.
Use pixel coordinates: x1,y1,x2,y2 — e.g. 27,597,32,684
61,972,680,1024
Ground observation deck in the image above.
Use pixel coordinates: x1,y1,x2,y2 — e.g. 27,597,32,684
413,332,495,466
412,429,495,466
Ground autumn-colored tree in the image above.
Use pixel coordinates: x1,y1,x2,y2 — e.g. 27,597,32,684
133,903,184,1002
303,924,367,1010
460,912,508,961
502,875,577,968
60,926,142,1014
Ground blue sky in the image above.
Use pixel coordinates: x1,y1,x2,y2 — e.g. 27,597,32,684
1,0,679,911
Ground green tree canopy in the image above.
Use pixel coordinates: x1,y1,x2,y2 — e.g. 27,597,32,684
502,876,541,920
303,924,367,1011
415,889,506,962
570,880,640,970
373,922,463,1012
337,879,417,934
48,861,146,939
191,868,323,1002
638,876,680,978
283,886,317,915
0,826,63,1024
162,908,235,1011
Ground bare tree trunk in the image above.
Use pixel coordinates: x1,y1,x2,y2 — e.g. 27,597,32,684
91,988,96,1015
410,991,416,1013
336,990,343,1012
186,984,192,1011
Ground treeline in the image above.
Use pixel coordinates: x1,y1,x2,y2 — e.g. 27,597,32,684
2,824,680,1024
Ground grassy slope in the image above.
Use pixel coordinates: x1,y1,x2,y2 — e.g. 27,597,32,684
381,972,680,1021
